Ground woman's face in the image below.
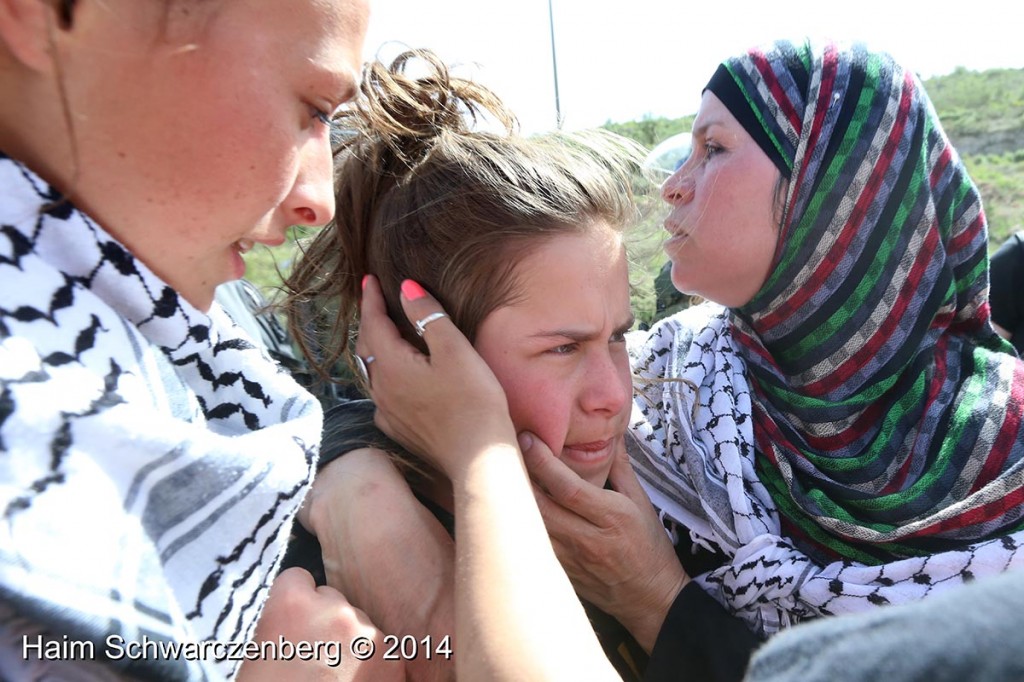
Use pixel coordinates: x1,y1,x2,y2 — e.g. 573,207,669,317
53,0,369,310
661,91,782,308
474,223,634,488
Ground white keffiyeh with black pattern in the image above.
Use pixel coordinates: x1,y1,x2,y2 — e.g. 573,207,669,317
627,303,1024,637
0,155,322,680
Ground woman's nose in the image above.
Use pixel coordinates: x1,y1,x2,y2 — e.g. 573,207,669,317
287,136,336,228
661,167,695,206
581,352,631,417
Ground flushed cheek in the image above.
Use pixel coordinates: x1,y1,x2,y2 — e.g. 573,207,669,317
503,383,570,451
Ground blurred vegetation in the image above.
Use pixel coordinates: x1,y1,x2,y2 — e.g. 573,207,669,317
245,67,1024,325
964,151,1024,248
602,113,695,148
927,67,1024,142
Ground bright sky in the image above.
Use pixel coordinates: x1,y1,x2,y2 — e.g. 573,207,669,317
363,0,1024,134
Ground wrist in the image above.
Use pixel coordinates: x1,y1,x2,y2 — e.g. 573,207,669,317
302,461,342,557
624,568,690,653
435,419,520,483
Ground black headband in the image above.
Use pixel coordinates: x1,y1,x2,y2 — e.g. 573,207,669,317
704,64,790,179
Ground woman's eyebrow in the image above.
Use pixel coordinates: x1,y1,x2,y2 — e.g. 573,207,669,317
615,314,637,335
691,118,725,139
307,58,360,107
529,314,636,342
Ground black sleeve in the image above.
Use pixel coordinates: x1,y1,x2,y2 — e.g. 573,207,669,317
989,232,1024,353
644,582,761,682
317,399,407,468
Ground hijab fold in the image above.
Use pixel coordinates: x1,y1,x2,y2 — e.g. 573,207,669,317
630,40,1024,635
712,39,1023,564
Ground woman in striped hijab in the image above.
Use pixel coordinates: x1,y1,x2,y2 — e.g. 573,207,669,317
617,37,1024,638
344,38,1024,679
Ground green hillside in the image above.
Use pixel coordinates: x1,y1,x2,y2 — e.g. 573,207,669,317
601,67,1024,251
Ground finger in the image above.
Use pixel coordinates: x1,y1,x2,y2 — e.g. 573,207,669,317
530,480,590,540
606,438,650,505
398,279,470,363
311,583,388,641
520,430,606,517
272,566,317,595
546,534,574,570
546,535,597,587
356,275,402,358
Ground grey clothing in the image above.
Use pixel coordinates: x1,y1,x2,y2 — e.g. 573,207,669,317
745,570,1024,682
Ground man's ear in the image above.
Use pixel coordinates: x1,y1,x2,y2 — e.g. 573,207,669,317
0,0,61,73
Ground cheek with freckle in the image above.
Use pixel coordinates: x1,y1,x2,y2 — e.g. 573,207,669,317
503,380,570,454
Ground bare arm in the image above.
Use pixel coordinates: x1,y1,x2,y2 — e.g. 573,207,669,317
354,275,618,681
302,448,456,682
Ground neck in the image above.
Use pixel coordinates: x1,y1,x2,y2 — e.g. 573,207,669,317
0,68,76,198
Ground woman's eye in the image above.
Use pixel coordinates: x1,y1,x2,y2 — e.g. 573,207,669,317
704,142,723,160
312,107,334,127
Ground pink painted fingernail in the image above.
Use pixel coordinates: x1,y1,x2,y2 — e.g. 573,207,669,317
401,279,427,301
361,274,370,291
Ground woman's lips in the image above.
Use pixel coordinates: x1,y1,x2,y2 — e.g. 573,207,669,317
565,439,611,452
229,239,254,280
561,438,613,463
664,221,691,249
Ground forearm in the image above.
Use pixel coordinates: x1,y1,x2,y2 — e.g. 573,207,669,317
451,440,618,682
304,450,456,682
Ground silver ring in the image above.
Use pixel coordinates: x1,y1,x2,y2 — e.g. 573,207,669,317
355,354,373,387
414,311,448,337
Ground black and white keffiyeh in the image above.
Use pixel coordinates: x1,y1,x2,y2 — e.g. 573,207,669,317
0,155,322,680
628,303,1024,636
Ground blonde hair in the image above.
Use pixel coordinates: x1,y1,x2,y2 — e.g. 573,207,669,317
284,49,646,388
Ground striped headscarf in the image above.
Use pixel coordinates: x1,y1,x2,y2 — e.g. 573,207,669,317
711,39,1024,565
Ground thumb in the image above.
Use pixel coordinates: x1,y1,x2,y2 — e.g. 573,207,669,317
607,438,648,504
270,566,317,596
518,430,555,467
519,430,560,494
520,430,600,512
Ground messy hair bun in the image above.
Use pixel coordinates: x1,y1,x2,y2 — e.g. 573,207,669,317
337,49,516,172
284,49,644,393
